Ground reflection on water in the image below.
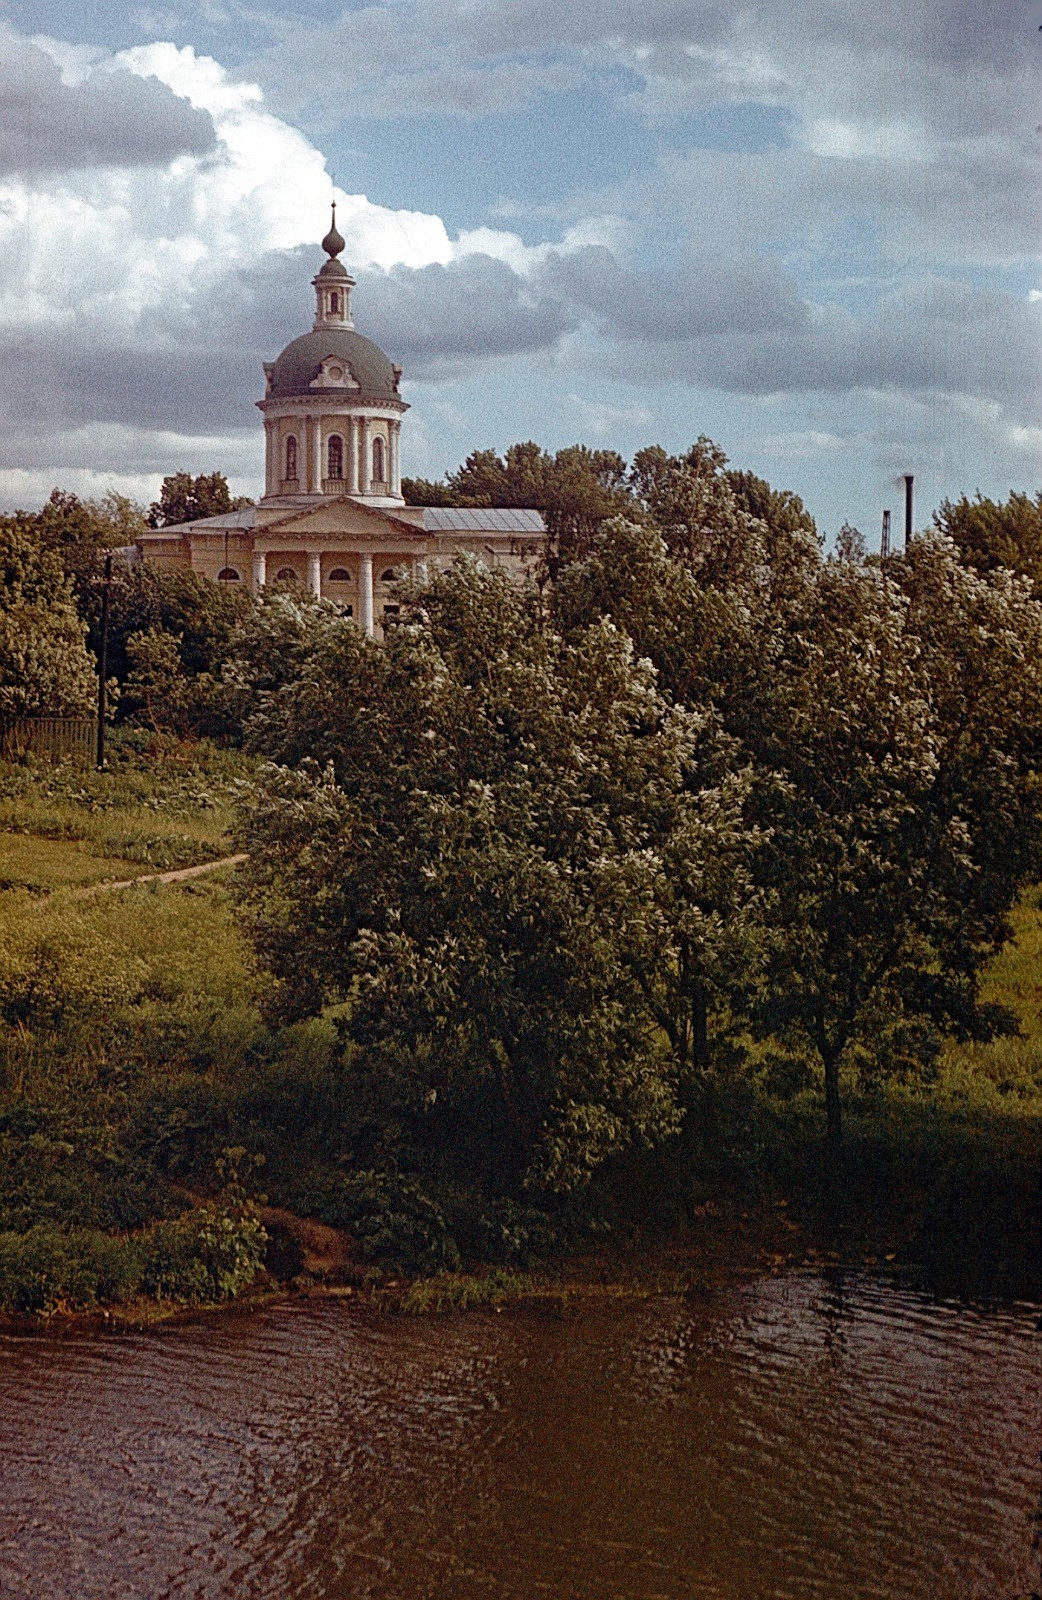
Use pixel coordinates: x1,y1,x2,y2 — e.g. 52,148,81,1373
0,1272,1038,1599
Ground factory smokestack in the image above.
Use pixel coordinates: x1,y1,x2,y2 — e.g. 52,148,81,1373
903,475,914,547
881,508,891,559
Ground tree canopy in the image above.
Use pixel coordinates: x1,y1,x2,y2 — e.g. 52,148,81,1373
0,518,97,719
234,560,766,1197
403,440,634,569
148,471,251,529
935,490,1042,589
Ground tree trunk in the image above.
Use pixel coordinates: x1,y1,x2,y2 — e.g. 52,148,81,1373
821,1046,844,1233
690,977,709,1073
823,1049,843,1158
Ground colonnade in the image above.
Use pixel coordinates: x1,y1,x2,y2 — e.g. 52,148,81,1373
263,415,403,498
249,548,378,637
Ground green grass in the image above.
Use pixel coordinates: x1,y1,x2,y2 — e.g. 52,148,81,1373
0,731,250,882
935,890,1042,1109
0,833,145,892
393,1268,535,1314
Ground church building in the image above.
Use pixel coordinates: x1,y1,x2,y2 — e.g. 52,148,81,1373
137,208,544,634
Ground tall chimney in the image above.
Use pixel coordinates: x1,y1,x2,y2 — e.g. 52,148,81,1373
903,474,914,547
881,508,891,559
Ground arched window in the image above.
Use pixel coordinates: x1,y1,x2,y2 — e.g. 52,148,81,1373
327,434,344,479
327,567,352,582
372,434,386,483
217,567,240,582
330,292,340,314
276,566,299,582
285,434,298,480
380,568,399,583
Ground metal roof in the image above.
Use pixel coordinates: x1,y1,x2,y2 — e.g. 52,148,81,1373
421,507,545,533
269,329,401,403
146,506,259,535
145,503,546,537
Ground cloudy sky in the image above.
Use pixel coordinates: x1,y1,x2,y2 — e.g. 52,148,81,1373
1,0,1039,540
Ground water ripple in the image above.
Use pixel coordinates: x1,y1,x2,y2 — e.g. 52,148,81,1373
0,1274,1038,1599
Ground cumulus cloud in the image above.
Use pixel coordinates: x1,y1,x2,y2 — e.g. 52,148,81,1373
0,25,216,174
0,7,1037,515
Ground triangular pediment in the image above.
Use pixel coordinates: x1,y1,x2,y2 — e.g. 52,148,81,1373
257,498,428,542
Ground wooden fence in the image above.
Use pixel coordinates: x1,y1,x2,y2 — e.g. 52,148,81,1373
0,717,98,765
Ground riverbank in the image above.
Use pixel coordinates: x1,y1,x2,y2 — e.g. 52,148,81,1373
1,737,1040,1327
2,1169,1035,1339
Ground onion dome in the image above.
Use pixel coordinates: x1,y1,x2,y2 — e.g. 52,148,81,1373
321,201,346,260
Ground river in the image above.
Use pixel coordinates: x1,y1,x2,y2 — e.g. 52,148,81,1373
0,1270,1038,1599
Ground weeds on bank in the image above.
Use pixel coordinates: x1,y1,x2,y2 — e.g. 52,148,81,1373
392,1269,535,1314
0,1186,266,1317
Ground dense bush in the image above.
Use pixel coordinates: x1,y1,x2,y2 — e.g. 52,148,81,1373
0,1190,266,1316
282,1169,461,1275
139,1195,266,1303
0,1224,143,1315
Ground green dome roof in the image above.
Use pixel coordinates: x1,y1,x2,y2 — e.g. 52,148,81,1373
268,328,401,402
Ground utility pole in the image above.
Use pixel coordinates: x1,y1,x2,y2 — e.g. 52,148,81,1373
881,508,891,559
96,552,113,770
903,474,914,548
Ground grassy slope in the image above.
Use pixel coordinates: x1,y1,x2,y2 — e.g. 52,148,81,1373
0,734,245,891
935,890,1042,1107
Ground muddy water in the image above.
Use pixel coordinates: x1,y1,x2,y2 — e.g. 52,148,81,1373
0,1272,1038,1599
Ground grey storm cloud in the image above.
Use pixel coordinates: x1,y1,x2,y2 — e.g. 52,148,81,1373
357,255,576,365
3,239,1035,443
252,0,1038,132
590,279,1041,412
0,31,216,174
0,329,258,435
537,245,808,339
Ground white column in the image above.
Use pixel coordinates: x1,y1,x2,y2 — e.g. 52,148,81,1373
264,422,274,496
360,417,372,494
306,552,322,597
251,549,267,594
347,416,359,494
388,420,398,496
312,417,323,493
359,554,374,636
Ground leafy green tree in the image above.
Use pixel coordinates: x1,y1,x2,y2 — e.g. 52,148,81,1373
748,541,1042,1152
934,490,1042,587
834,521,866,563
122,629,192,734
726,468,818,545
147,471,250,529
558,462,1042,1159
12,489,149,623
102,565,252,691
233,559,760,1200
629,440,820,597
403,440,633,569
0,519,97,718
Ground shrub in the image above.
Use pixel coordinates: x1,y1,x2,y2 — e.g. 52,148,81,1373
0,1224,142,1315
283,1168,461,1275
139,1194,266,1303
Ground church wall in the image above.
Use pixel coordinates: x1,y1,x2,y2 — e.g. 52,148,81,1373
189,534,251,586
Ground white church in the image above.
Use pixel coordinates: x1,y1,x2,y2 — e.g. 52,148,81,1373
137,208,544,634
